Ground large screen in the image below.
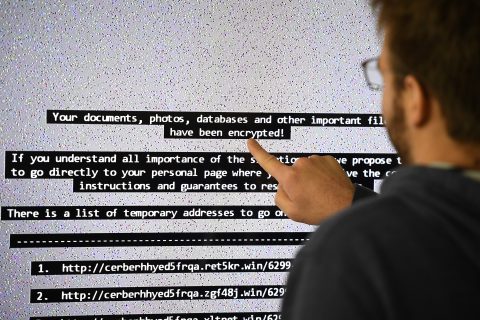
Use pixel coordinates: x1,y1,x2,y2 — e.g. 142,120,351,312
0,1,396,319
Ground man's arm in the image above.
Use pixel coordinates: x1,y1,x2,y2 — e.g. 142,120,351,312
247,139,375,224
281,216,384,320
353,184,378,202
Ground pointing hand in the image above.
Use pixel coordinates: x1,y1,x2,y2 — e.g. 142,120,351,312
247,139,355,225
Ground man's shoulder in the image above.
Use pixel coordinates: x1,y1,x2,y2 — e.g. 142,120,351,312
304,194,415,258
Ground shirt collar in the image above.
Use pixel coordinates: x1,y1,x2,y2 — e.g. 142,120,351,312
428,162,480,182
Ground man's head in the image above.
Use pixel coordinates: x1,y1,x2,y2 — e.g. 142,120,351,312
371,0,480,166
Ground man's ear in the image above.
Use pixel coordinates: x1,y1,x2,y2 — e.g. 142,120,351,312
402,75,430,127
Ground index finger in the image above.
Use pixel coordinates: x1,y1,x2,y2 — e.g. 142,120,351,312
247,138,290,180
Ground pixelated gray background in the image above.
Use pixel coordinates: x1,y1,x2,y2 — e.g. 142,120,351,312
0,0,389,318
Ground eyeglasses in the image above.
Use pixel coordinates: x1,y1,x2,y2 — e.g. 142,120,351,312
362,57,383,91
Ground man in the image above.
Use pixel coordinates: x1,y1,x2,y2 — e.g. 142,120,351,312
248,0,480,319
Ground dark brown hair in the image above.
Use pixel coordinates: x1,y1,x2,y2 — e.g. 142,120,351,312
371,0,480,144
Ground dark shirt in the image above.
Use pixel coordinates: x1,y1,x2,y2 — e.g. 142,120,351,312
281,166,480,320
